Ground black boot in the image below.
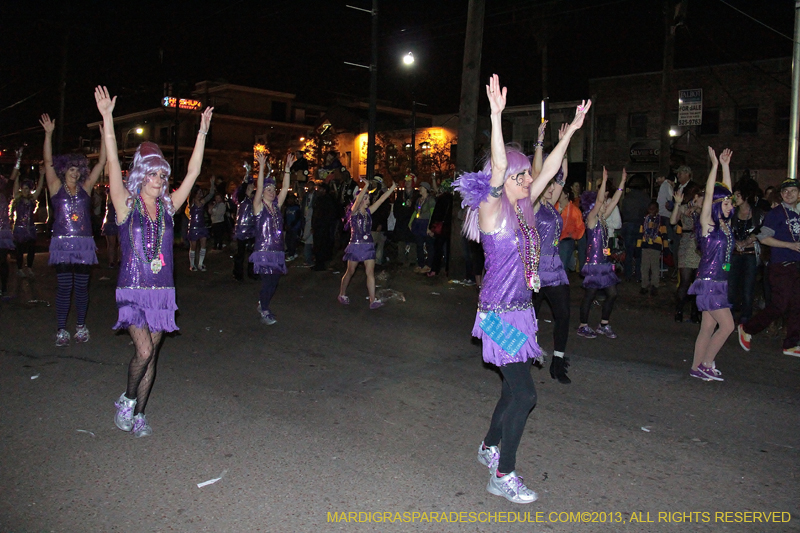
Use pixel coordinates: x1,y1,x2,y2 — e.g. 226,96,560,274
549,356,571,384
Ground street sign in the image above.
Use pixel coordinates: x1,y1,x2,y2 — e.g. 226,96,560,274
678,89,702,126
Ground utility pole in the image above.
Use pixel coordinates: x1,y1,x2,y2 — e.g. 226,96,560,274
367,0,378,182
659,0,677,178
789,1,800,179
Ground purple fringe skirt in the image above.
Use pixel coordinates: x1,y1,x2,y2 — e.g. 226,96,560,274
49,236,98,265
188,227,210,241
114,287,178,332
13,226,36,243
343,242,376,262
688,279,731,312
539,254,568,287
250,250,287,275
0,229,14,249
471,308,543,367
581,262,619,289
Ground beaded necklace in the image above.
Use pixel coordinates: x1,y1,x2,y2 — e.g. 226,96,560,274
598,215,610,256
130,195,166,274
514,205,541,292
65,183,81,222
720,220,733,271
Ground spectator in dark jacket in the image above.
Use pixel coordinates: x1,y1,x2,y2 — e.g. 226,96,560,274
619,175,651,281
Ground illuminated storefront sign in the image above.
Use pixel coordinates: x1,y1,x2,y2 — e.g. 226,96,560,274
162,97,203,110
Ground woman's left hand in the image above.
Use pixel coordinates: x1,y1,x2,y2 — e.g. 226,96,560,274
199,107,214,133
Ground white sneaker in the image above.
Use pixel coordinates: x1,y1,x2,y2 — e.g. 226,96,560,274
477,442,499,472
486,471,538,504
132,413,152,438
114,394,137,431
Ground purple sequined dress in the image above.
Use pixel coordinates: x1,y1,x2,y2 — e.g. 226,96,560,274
343,210,376,262
49,186,97,265
0,193,14,249
535,203,568,287
114,203,178,332
101,200,118,236
470,218,542,367
249,200,287,275
187,202,210,241
581,220,619,289
12,197,37,243
234,197,255,240
688,224,732,311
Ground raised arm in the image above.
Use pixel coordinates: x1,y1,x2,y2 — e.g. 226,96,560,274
83,125,107,193
700,147,719,232
252,152,267,216
530,100,591,202
369,182,397,213
32,163,46,201
201,176,216,204
718,148,733,190
94,86,129,218
532,120,547,176
171,107,214,209
602,168,626,216
477,74,509,232
351,180,370,213
277,153,295,208
670,188,684,226
10,146,23,185
586,167,608,229
39,114,61,196
547,123,570,205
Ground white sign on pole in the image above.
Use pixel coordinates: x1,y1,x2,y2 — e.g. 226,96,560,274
678,89,702,126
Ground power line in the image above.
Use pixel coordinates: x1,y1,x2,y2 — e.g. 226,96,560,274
716,0,795,43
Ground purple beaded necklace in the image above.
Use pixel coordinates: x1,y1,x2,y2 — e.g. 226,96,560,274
131,195,166,274
514,205,541,292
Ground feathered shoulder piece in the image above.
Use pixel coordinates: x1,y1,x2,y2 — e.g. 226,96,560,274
453,170,491,210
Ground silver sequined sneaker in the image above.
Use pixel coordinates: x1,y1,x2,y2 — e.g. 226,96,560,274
477,442,499,472
114,394,137,431
132,413,152,438
74,325,90,343
55,329,70,347
260,310,277,325
596,324,618,339
487,471,538,504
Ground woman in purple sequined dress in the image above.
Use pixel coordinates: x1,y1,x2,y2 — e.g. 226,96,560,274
186,176,215,271
687,147,735,381
576,167,626,339
40,114,107,347
96,86,214,437
250,151,290,325
338,179,396,309
0,148,24,297
10,159,45,281
454,75,590,504
531,122,573,384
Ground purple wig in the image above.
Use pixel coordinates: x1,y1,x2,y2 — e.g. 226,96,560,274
580,190,597,217
126,142,174,214
455,144,534,242
710,183,733,225
53,153,90,183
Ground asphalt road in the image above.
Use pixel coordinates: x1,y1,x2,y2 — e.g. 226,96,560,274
1,245,798,532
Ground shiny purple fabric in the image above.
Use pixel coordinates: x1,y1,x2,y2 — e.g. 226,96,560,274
249,200,286,275
49,186,97,265
688,225,732,311
187,203,210,241
473,218,542,367
535,203,568,287
343,210,376,262
101,201,118,236
114,205,178,332
234,197,256,240
11,198,36,243
581,221,618,289
0,193,13,249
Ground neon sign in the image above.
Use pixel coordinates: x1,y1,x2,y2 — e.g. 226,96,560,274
162,97,203,110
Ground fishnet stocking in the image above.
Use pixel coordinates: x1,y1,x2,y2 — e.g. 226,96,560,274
126,326,163,415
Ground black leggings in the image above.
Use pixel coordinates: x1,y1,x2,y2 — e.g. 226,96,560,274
483,359,538,474
15,240,35,269
579,284,618,324
259,273,281,312
533,284,571,353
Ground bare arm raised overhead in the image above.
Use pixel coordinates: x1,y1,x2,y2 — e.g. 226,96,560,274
699,147,719,237
170,107,214,210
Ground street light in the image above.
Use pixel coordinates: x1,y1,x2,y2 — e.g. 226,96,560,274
402,51,417,173
123,126,144,161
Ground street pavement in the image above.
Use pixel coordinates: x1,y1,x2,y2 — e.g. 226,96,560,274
1,245,798,532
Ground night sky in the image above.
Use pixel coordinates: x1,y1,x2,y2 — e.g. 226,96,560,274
0,0,793,147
